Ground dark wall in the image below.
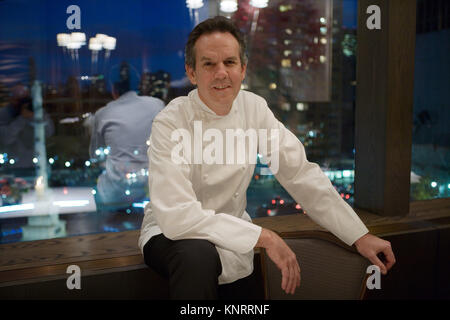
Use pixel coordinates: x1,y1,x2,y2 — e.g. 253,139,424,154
364,227,450,299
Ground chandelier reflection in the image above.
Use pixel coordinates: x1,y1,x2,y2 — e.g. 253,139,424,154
56,32,116,75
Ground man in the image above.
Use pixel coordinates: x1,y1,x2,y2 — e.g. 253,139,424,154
0,84,54,175
90,81,164,211
139,16,395,299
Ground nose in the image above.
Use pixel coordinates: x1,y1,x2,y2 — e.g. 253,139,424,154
214,63,227,80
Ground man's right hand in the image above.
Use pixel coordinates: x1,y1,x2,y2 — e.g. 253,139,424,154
256,228,301,295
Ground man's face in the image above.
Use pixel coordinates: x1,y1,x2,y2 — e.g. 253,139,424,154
185,32,247,114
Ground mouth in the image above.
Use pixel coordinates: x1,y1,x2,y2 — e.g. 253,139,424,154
212,85,231,91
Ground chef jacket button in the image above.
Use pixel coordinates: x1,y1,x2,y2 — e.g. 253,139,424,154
234,192,239,197
241,166,245,171
203,174,208,180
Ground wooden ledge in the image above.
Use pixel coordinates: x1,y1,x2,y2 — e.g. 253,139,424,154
253,198,450,237
1,198,449,287
0,231,143,286
0,255,145,287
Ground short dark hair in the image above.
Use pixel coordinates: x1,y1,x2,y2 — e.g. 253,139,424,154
113,81,129,96
185,16,247,69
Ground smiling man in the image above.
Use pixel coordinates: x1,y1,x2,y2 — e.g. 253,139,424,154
186,31,246,116
138,16,396,300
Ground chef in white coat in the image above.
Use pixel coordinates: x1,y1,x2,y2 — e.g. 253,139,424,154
139,16,396,300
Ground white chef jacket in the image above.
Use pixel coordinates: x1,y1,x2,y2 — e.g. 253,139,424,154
138,88,369,284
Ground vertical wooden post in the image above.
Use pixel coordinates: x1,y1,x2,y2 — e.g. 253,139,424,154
355,0,417,216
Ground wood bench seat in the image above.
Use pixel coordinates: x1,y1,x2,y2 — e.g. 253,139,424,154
1,199,449,299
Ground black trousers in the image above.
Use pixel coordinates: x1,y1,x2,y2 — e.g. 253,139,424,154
143,233,259,300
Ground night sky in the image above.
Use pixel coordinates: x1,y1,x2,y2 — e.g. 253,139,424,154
0,0,357,89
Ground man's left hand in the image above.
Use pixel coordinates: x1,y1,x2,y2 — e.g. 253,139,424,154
354,233,396,275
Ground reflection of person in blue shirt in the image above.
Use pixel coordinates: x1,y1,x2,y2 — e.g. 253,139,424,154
0,84,54,176
89,82,164,211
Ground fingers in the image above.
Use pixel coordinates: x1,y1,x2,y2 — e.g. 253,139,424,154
288,264,295,294
355,234,396,275
281,258,301,295
383,245,396,271
373,242,396,275
291,260,301,294
263,232,301,295
370,254,387,275
281,265,295,294
289,266,298,294
281,267,289,292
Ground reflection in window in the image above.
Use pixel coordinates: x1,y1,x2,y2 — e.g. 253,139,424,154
0,0,358,243
231,0,357,218
0,0,206,243
411,0,450,201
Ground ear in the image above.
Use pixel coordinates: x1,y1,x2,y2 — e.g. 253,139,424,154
240,63,247,82
185,64,197,85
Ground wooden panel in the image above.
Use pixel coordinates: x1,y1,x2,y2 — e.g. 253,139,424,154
410,198,450,217
355,0,388,215
0,196,448,297
0,267,169,300
384,0,416,215
364,229,439,299
0,230,141,271
0,254,265,300
355,0,416,216
436,228,450,298
0,230,142,286
0,255,145,287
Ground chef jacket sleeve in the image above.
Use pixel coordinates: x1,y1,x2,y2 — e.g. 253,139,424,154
258,101,368,246
148,117,262,254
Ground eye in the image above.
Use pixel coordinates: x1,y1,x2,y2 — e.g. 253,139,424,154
225,60,236,65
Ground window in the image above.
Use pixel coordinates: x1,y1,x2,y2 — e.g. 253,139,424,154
233,0,358,217
411,0,450,201
0,0,359,244
0,0,208,243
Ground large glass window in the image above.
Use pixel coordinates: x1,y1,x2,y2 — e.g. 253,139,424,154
411,0,450,201
234,0,358,217
0,0,358,244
